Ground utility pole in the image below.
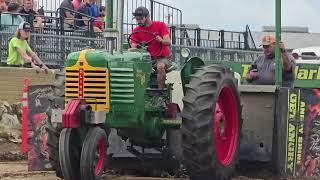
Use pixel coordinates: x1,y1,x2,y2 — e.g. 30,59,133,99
275,0,282,86
117,0,124,53
105,0,113,28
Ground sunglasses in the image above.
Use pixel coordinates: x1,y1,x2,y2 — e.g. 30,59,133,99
24,29,30,32
135,16,143,20
263,45,271,49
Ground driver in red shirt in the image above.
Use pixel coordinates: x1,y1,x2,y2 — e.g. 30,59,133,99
130,6,171,90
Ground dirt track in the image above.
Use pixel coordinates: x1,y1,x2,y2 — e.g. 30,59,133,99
0,161,188,180
0,161,275,180
0,142,275,180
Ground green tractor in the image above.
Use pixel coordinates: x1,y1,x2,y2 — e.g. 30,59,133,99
46,1,304,180
47,24,244,180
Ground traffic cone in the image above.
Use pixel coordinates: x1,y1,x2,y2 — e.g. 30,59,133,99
21,78,30,153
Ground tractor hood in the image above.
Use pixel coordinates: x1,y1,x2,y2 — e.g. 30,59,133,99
66,49,151,68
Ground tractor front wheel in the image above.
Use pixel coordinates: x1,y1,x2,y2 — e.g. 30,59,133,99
181,65,242,180
80,126,108,180
59,128,81,180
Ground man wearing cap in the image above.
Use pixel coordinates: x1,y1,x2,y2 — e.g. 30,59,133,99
130,6,171,90
246,35,295,87
7,22,48,71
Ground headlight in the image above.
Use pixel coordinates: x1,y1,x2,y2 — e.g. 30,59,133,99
181,48,190,58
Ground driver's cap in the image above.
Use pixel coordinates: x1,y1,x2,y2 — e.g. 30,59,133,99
133,6,149,20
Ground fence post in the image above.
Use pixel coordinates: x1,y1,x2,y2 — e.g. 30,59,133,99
29,13,35,33
89,18,94,37
106,0,113,28
150,0,154,21
219,30,225,48
60,15,65,35
244,31,249,50
171,26,176,45
196,28,201,47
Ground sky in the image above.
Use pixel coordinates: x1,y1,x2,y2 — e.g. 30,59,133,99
157,0,320,33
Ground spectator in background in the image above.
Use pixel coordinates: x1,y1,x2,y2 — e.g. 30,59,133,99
12,0,22,6
246,35,295,87
0,0,7,12
7,22,49,72
72,0,81,11
1,2,23,32
19,0,42,30
75,0,101,32
90,0,98,18
37,5,43,15
59,0,74,28
93,5,104,30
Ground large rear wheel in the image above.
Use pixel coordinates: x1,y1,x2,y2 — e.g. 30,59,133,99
80,126,108,180
46,125,63,178
181,65,242,180
59,128,81,180
46,70,65,179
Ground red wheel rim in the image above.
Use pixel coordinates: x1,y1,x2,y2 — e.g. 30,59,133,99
213,84,238,167
94,137,106,176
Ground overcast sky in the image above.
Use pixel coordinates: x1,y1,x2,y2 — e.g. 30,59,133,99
158,0,320,33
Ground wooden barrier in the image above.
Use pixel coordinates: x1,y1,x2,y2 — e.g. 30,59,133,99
0,67,57,103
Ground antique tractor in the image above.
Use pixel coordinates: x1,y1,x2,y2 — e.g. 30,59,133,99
46,27,242,180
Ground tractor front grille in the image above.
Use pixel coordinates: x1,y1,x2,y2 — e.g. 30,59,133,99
65,68,110,111
109,67,135,104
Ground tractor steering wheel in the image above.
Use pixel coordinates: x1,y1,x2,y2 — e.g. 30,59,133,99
128,30,163,57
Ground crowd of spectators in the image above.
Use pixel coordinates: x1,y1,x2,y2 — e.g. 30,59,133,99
0,0,107,70
0,0,106,33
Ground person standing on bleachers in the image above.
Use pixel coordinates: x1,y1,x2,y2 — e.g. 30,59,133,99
59,0,74,28
75,0,101,32
72,0,81,11
1,2,23,32
93,6,105,30
19,0,42,31
90,0,98,18
0,0,7,12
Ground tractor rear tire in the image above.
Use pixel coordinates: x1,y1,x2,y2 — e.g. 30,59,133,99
59,128,81,180
181,65,242,180
80,126,108,180
47,125,63,178
46,70,66,179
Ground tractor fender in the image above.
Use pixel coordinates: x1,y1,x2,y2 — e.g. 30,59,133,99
180,57,205,95
62,99,86,128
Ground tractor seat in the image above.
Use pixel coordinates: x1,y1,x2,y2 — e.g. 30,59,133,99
151,61,178,74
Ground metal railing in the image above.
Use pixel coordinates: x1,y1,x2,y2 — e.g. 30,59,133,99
171,45,263,68
170,25,258,50
32,0,258,50
0,31,111,67
118,0,182,39
0,11,104,37
37,0,63,12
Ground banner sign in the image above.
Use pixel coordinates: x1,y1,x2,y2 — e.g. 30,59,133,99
27,85,54,171
214,61,320,88
279,88,320,178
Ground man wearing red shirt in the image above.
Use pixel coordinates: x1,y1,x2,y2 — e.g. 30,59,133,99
130,6,171,90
